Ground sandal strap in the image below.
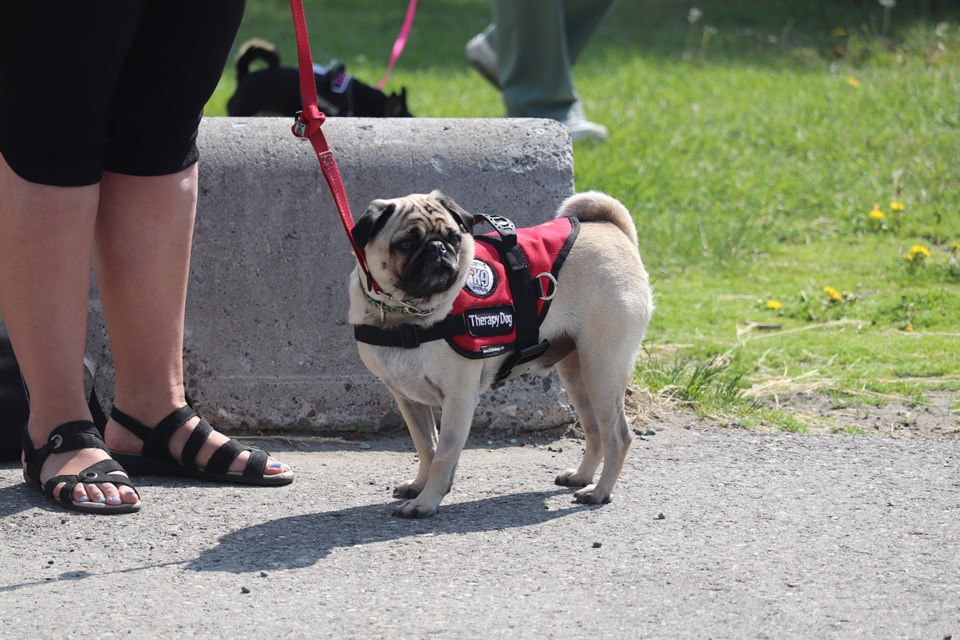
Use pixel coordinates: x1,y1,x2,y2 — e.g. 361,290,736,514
147,406,198,462
111,405,197,464
43,458,139,504
204,437,243,474
180,418,214,470
202,426,269,478
243,448,269,479
23,420,107,489
109,406,153,440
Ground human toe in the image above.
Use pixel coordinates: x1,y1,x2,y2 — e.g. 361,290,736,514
264,456,291,476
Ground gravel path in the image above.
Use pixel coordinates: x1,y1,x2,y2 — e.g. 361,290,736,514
1,414,958,639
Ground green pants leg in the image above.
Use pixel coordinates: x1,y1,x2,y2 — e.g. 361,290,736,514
485,0,616,120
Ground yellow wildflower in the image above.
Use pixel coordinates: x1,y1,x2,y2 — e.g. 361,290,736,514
904,323,914,333
906,244,931,262
868,205,885,221
951,242,960,253
765,299,783,311
823,286,842,303
833,27,848,38
845,76,860,88
890,201,904,212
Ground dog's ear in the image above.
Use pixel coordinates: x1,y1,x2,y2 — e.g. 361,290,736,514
386,87,412,117
432,191,475,234
352,201,395,250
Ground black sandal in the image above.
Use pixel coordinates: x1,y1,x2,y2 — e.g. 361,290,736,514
22,420,141,515
109,406,293,486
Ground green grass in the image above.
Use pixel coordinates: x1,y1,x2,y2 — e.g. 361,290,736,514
208,1,960,431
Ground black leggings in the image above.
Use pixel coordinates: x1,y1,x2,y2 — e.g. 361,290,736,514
0,1,246,187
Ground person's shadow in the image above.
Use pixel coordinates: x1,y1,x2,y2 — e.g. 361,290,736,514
188,488,583,574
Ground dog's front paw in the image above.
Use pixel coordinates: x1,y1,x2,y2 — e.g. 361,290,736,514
555,469,592,487
393,480,423,499
573,484,612,505
392,499,438,519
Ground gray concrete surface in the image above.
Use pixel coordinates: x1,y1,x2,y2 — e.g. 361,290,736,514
81,117,576,435
1,421,958,639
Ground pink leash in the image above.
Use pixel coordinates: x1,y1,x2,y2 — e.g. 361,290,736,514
375,0,418,90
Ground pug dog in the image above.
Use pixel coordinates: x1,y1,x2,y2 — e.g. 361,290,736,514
348,190,653,518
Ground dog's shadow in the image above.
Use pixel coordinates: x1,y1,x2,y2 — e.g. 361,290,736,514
189,489,581,573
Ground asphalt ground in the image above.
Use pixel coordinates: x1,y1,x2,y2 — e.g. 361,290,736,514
1,418,958,639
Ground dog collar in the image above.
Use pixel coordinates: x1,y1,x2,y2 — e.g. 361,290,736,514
359,274,438,319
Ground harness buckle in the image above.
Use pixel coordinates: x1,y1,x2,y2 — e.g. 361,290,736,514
475,213,517,239
397,324,421,349
517,340,550,363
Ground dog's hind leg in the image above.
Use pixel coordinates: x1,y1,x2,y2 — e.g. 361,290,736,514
554,351,604,488
392,394,437,499
572,394,631,505
567,349,635,505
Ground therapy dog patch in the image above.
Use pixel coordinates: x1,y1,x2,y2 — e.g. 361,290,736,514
464,259,498,298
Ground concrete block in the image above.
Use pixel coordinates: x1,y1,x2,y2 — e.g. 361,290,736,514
82,117,577,434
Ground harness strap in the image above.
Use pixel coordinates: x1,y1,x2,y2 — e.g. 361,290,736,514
289,0,382,293
474,214,550,386
354,315,468,349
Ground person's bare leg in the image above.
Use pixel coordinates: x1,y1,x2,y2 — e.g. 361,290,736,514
96,166,289,476
0,154,135,506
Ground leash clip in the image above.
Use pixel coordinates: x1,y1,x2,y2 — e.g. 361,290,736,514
292,109,327,138
292,111,308,138
292,111,305,137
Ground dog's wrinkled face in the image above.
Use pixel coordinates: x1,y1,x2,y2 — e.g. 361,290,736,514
352,191,476,305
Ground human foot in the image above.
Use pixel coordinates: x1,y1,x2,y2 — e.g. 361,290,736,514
23,421,141,513
465,32,500,90
106,406,293,485
562,117,608,142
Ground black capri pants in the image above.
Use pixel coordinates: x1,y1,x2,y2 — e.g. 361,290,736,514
0,1,246,187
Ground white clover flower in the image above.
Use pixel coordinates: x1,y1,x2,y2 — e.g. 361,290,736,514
688,7,703,24
879,0,896,8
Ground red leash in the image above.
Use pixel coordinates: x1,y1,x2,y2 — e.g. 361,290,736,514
289,0,381,292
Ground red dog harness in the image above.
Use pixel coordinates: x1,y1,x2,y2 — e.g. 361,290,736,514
354,214,580,386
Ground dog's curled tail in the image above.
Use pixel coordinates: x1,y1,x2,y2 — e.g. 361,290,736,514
235,39,281,81
555,191,639,249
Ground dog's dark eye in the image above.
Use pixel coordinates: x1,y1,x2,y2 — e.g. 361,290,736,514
449,234,462,249
393,238,417,254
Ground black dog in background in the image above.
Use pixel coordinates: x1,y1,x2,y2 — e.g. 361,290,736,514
227,40,413,118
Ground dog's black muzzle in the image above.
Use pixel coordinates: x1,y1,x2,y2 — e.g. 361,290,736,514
401,243,459,299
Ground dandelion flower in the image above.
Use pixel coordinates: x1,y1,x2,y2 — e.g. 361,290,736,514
905,244,931,262
952,242,960,253
869,205,885,221
904,323,914,333
823,286,843,303
845,76,861,88
890,201,905,212
765,300,783,311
